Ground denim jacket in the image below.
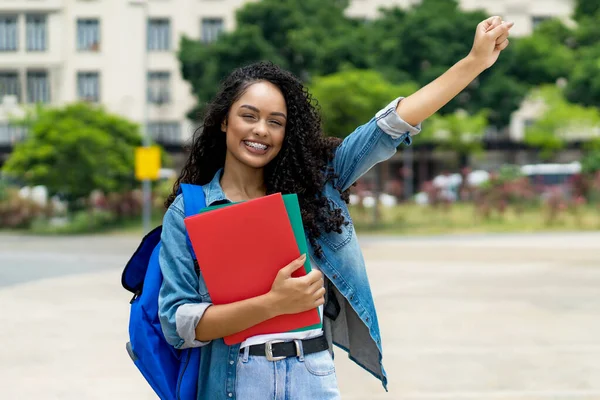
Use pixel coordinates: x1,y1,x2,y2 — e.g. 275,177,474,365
158,97,421,399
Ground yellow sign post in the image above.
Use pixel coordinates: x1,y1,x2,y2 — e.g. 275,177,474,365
135,146,161,181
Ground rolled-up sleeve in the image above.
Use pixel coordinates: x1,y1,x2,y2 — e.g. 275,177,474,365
158,194,212,349
375,97,422,142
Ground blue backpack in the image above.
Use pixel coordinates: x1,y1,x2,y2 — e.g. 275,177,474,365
121,184,206,400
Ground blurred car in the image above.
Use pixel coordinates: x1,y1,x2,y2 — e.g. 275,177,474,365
349,192,398,208
521,162,581,187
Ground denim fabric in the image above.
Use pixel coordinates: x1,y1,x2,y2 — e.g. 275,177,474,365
158,97,421,399
236,347,340,400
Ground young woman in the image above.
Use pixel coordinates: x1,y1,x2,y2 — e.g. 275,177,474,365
158,16,513,400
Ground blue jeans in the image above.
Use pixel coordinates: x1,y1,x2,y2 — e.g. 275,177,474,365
236,347,341,400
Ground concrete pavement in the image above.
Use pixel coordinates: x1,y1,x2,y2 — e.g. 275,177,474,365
1,232,599,399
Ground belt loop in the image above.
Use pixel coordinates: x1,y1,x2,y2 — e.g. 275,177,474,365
294,339,304,362
242,346,250,363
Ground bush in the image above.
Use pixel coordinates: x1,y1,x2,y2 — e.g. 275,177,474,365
30,209,115,234
473,165,539,219
28,187,167,234
0,187,51,229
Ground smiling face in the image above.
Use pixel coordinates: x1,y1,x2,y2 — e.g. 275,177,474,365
221,81,287,172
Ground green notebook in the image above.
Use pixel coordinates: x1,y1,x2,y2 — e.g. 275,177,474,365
197,193,322,332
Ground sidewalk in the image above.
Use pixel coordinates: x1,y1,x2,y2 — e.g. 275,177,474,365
1,232,600,399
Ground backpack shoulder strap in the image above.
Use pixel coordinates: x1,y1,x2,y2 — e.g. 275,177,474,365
177,184,206,265
178,183,207,218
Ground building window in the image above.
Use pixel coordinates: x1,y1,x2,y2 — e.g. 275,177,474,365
147,72,170,104
147,19,170,51
77,19,100,51
147,122,180,144
0,72,20,102
27,71,50,103
531,16,550,29
201,18,224,43
0,123,28,145
77,72,100,102
0,16,18,52
26,14,47,52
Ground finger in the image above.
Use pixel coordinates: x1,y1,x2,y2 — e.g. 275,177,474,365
281,254,306,276
315,298,325,307
495,39,510,51
495,31,509,45
487,23,510,40
313,288,326,303
304,269,323,285
483,16,503,32
307,278,324,294
294,269,319,286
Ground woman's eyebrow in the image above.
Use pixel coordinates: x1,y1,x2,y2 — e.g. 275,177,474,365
240,104,287,120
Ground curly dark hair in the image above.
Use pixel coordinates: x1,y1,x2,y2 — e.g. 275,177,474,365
166,61,349,257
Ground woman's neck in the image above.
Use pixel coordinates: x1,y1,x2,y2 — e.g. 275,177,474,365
220,163,267,202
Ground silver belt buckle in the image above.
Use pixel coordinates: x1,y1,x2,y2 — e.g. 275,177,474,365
265,340,286,361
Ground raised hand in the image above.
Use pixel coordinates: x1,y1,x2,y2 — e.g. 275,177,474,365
469,16,514,70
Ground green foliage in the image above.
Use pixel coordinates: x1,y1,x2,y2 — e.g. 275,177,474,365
420,109,488,155
565,44,600,109
497,164,524,182
509,19,576,86
2,103,143,205
309,69,418,138
524,86,600,158
177,0,531,129
176,0,600,148
582,152,600,174
574,0,600,20
179,26,285,119
554,10,600,110
0,178,8,202
369,0,485,83
368,0,516,124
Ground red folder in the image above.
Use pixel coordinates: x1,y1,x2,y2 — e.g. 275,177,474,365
183,193,320,345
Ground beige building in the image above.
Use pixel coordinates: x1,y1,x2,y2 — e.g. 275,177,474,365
0,0,575,152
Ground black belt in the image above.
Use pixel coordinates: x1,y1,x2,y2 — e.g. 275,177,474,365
242,335,328,361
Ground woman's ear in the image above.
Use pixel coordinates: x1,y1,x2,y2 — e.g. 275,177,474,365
221,118,227,133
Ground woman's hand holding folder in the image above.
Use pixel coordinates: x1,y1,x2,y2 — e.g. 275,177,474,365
194,254,324,342
267,254,326,316
186,193,323,344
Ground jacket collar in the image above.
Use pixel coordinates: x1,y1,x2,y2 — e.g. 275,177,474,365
204,168,229,206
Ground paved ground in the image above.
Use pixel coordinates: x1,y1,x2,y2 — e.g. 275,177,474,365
1,231,599,400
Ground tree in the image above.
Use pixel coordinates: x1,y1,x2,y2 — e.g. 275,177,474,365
310,69,418,222
582,152,600,174
420,109,489,167
574,0,600,21
563,10,600,108
236,0,357,77
179,25,284,120
2,103,143,206
366,0,527,127
508,19,575,86
524,86,600,159
179,0,360,119
565,42,600,109
370,0,485,85
309,69,418,138
179,0,575,130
